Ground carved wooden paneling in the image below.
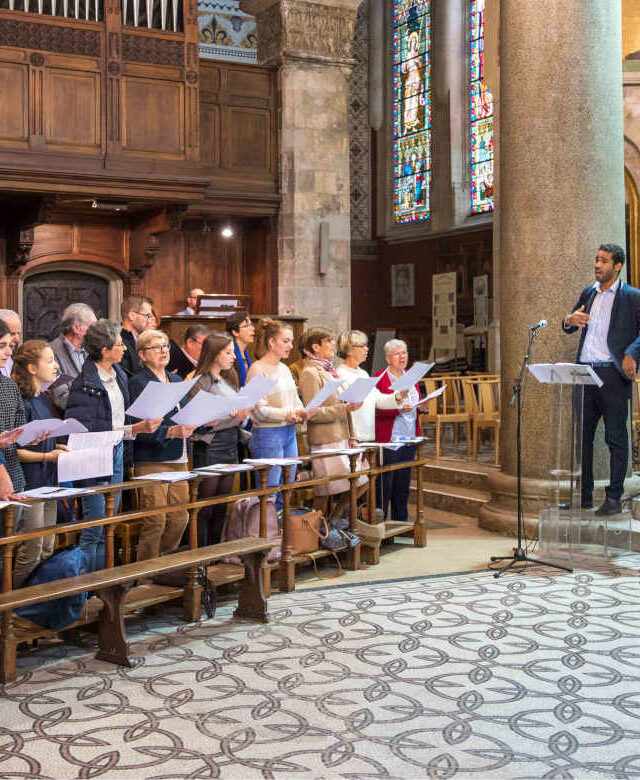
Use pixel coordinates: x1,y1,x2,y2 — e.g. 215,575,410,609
44,67,101,151
200,102,220,167
29,224,74,261
226,68,271,100
199,60,277,190
76,224,125,260
121,32,182,65
228,107,270,170
121,76,184,156
0,61,28,146
0,16,101,57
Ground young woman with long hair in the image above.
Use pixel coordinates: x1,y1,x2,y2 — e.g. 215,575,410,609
189,333,252,545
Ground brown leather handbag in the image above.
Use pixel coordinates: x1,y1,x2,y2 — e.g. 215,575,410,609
289,510,328,556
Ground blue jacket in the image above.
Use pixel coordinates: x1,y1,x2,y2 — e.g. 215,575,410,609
562,281,640,380
129,366,190,462
65,359,133,470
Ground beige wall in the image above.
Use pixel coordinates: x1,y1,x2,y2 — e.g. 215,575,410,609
623,0,640,58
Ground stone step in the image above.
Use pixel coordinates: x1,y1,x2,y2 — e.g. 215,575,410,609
410,480,491,518
420,462,491,492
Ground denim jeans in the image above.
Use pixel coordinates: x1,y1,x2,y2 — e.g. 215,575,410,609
79,442,124,572
249,425,298,510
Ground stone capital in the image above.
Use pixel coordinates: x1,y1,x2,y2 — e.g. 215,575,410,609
240,0,361,67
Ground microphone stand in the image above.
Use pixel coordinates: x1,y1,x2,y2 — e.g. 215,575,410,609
490,326,573,578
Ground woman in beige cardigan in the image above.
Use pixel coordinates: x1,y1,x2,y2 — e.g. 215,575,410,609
298,327,364,522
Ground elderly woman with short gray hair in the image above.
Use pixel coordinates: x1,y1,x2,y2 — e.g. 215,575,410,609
65,319,162,572
373,338,422,524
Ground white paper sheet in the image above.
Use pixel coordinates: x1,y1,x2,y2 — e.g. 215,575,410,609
171,390,250,427
388,361,435,392
358,441,408,451
60,418,90,436
67,430,124,451
412,384,447,409
195,463,254,473
57,446,114,482
238,376,277,407
131,471,199,482
0,500,29,509
304,378,344,410
310,447,365,456
21,486,91,498
337,376,380,404
126,378,198,419
244,457,303,466
12,417,88,446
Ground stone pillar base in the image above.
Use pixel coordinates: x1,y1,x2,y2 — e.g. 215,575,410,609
480,470,640,538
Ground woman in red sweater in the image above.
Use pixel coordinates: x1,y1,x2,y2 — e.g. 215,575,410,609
374,338,421,523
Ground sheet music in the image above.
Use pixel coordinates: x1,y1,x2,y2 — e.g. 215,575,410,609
337,376,380,404
11,417,88,446
131,471,199,482
304,378,344,410
126,378,197,419
412,384,446,409
171,390,249,426
238,376,277,407
67,431,124,451
57,446,114,482
389,361,435,392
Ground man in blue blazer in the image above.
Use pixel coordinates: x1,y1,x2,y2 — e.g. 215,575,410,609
563,244,640,515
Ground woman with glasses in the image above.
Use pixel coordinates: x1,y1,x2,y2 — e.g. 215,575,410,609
336,330,409,442
129,330,197,562
189,333,253,545
65,320,162,572
299,328,364,522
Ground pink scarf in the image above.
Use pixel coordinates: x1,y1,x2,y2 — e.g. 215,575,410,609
309,356,339,379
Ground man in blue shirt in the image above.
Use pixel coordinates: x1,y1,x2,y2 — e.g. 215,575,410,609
563,244,640,515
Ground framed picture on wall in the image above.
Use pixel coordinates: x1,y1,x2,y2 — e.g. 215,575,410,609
391,263,415,307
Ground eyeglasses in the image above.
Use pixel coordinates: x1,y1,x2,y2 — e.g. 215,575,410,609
113,342,126,349
143,345,169,353
352,343,368,349
239,323,253,329
135,311,155,320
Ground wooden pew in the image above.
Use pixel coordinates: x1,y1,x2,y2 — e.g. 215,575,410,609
0,537,278,681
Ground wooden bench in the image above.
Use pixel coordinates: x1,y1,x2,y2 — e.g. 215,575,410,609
0,537,278,682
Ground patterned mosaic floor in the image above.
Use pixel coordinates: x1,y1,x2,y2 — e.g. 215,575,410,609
2,568,640,778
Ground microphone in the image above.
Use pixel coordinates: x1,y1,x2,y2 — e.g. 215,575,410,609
530,319,547,331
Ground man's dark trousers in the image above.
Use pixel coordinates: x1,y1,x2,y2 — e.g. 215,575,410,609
581,365,631,505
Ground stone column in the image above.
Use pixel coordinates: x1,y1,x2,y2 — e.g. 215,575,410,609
479,0,626,534
240,0,361,330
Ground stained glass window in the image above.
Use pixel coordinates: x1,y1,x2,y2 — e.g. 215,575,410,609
470,0,494,213
393,0,431,224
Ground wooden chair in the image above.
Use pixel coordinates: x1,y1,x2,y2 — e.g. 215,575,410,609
472,378,500,463
419,378,471,457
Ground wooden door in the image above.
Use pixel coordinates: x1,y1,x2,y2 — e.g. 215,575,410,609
23,271,108,340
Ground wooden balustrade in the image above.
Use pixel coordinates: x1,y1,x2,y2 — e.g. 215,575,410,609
0,445,430,680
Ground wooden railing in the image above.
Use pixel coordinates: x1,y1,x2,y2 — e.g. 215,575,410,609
0,444,429,681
